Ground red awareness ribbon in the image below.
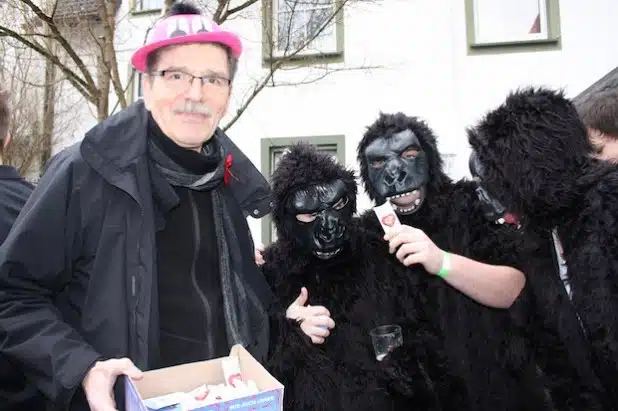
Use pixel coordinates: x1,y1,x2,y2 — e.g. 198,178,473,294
224,154,233,185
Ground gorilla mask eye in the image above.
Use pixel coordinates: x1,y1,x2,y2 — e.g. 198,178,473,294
401,148,419,159
333,196,349,210
370,159,385,168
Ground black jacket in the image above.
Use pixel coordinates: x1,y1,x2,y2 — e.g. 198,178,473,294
0,101,273,410
0,166,43,411
0,165,33,244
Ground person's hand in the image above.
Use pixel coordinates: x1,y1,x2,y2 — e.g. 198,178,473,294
254,244,265,266
286,287,336,344
384,225,444,274
82,358,143,411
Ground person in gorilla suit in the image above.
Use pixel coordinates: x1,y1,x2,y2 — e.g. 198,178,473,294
356,112,552,411
467,86,616,409
263,143,466,411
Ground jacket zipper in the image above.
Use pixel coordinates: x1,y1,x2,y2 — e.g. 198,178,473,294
189,191,215,355
131,210,143,366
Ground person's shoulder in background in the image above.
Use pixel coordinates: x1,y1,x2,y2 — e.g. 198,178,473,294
0,164,34,245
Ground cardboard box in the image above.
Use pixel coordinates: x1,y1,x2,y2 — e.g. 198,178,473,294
125,345,284,411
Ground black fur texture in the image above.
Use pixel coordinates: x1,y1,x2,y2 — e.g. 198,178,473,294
466,86,594,227
467,87,618,409
358,112,558,411
167,1,201,16
264,144,464,410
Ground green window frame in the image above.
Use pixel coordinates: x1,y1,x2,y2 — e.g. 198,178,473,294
465,0,561,55
260,135,345,246
126,66,143,103
130,0,164,15
262,0,345,65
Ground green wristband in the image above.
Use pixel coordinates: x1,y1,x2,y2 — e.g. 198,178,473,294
437,251,451,278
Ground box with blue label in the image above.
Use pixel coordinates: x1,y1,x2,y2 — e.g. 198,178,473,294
125,345,284,411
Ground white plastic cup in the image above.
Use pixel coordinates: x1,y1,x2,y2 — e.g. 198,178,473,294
370,324,403,361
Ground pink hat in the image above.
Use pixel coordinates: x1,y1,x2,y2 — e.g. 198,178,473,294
131,14,243,72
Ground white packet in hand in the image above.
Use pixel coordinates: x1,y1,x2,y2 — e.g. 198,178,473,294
373,201,402,233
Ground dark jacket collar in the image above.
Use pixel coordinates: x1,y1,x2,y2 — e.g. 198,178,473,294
0,165,22,180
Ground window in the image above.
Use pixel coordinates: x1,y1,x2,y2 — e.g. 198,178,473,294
126,65,144,103
264,0,344,60
465,0,560,54
132,70,143,101
132,0,164,13
260,135,345,245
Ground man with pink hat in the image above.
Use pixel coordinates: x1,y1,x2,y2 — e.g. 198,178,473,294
0,2,305,411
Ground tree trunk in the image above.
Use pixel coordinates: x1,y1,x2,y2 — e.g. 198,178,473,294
97,31,111,121
39,19,57,172
100,0,127,110
40,58,56,170
162,0,174,15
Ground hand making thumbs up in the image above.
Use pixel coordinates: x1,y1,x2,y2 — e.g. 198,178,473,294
285,287,336,344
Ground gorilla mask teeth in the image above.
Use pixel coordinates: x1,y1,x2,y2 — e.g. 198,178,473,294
386,191,416,201
314,248,343,259
393,203,417,213
387,188,424,215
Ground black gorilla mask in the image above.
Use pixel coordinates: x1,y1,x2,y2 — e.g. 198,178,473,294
364,129,429,214
469,150,520,228
284,179,353,259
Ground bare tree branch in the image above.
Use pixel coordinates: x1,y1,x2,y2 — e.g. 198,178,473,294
274,64,382,86
20,0,98,93
109,13,162,116
212,0,228,23
0,0,136,124
0,25,94,102
222,0,368,131
0,39,77,177
99,0,127,110
218,0,259,23
162,0,175,15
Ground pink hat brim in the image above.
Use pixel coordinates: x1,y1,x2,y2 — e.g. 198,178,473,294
131,31,243,73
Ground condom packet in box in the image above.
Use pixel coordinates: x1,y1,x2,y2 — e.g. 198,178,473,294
125,345,284,411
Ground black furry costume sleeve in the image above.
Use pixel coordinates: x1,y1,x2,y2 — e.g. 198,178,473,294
262,247,342,411
557,170,618,408
514,227,607,411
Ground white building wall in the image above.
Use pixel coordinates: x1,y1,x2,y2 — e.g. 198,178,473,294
62,0,618,242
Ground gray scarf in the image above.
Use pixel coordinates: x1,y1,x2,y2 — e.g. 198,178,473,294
148,138,265,359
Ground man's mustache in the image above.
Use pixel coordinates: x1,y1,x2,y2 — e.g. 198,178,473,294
172,100,212,116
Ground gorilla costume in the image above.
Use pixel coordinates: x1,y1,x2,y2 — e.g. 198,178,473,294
467,87,616,409
263,143,465,411
356,113,552,411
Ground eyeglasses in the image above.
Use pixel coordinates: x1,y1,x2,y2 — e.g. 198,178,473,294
150,69,231,93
